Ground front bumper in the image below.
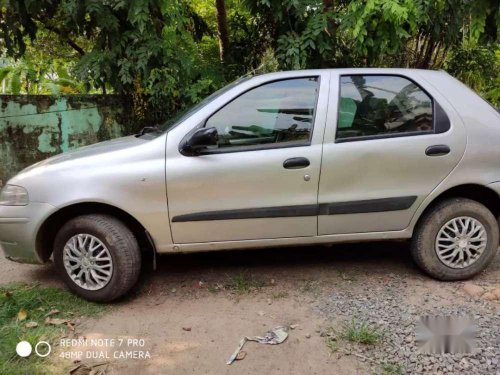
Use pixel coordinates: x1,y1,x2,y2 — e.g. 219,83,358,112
0,202,55,264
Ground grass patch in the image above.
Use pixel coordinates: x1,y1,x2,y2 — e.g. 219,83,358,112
271,291,289,300
0,283,107,375
323,319,382,355
382,362,405,375
324,334,339,352
342,319,382,345
226,273,264,293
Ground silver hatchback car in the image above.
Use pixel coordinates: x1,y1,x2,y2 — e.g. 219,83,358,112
1,68,500,301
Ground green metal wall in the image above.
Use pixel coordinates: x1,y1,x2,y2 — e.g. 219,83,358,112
0,95,141,186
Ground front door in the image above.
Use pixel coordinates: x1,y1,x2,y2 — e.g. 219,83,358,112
318,71,466,235
166,72,330,244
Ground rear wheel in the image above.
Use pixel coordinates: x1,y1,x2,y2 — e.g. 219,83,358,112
54,214,141,302
411,198,499,280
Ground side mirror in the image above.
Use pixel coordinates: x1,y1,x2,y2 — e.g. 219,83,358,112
181,127,218,155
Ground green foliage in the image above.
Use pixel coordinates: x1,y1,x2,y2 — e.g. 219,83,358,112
276,13,329,69
447,44,500,106
276,12,330,69
1,0,226,116
257,48,280,73
0,58,85,95
9,71,21,94
183,78,218,104
342,0,421,64
44,82,60,96
247,0,336,69
0,67,12,83
0,0,499,110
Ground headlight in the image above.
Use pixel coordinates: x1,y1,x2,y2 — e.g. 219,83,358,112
0,185,29,206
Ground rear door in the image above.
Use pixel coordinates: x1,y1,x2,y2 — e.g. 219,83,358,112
318,70,466,235
166,72,330,243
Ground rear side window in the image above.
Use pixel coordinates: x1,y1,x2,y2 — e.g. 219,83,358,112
206,77,319,151
336,75,433,141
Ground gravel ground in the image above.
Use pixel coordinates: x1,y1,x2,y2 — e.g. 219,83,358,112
317,275,500,374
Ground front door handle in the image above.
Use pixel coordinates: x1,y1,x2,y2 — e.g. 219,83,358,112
283,157,310,169
425,145,450,156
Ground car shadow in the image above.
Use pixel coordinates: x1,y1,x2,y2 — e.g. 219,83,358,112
132,240,421,296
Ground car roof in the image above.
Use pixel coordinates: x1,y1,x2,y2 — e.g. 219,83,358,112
250,68,449,80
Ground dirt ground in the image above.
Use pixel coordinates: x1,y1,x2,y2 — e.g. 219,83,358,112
1,241,499,374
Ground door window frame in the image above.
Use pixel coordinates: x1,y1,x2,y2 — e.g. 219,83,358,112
334,73,450,143
181,76,322,155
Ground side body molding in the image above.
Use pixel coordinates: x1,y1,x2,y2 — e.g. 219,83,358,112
171,196,417,222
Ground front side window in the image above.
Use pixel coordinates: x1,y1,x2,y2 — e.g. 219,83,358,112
206,77,319,150
336,75,433,141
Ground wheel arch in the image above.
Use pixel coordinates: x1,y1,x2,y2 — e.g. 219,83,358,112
36,202,152,262
414,184,500,231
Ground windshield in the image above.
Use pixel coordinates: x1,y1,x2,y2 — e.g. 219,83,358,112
160,76,252,131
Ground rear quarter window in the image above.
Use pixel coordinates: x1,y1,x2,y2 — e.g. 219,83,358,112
336,75,434,141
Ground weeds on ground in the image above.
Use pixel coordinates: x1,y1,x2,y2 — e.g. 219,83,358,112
323,319,383,352
381,362,405,375
271,291,289,300
0,283,107,375
342,318,382,345
324,334,339,352
226,272,264,294
324,320,391,374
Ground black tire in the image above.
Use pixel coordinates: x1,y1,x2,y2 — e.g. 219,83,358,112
54,214,141,302
411,198,499,280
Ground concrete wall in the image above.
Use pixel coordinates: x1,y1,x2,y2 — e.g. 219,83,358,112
0,95,144,186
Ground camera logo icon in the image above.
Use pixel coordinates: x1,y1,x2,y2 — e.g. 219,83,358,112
16,341,51,358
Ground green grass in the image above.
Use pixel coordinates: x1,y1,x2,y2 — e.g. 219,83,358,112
341,319,382,345
323,319,383,354
0,283,107,375
226,273,264,293
381,362,405,375
324,334,339,352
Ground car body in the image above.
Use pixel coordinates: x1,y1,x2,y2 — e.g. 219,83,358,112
1,68,500,301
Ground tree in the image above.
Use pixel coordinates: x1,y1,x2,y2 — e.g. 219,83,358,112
0,0,216,115
1,0,498,109
215,0,229,63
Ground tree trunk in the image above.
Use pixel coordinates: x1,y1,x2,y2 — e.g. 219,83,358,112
437,46,449,69
215,0,229,64
323,0,334,35
421,38,436,69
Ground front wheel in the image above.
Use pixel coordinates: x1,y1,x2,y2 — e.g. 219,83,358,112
411,198,499,280
54,214,141,302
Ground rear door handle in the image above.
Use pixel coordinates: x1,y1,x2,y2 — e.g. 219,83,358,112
425,145,450,156
283,157,310,169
